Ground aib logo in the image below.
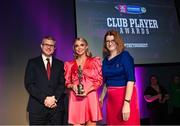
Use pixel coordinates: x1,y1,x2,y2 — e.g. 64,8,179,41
115,4,146,14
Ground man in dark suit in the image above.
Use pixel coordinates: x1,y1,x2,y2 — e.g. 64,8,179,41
24,36,66,125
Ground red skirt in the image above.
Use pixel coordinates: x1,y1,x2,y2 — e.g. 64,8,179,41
106,86,140,125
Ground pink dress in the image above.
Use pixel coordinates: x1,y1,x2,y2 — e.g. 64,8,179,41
64,57,103,124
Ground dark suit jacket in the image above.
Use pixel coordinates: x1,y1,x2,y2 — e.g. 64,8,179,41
24,56,65,113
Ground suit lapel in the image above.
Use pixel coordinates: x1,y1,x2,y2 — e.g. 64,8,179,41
50,57,56,81
37,56,48,79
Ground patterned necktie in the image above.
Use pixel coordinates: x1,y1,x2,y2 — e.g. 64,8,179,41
46,58,51,80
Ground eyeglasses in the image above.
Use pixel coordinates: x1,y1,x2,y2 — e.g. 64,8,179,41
106,40,116,45
42,43,55,48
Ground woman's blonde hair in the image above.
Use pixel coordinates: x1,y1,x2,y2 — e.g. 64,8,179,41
103,30,125,56
73,37,92,59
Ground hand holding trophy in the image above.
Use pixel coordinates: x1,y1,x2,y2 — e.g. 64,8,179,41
76,65,85,96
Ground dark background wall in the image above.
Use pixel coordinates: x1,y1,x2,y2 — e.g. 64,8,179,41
0,0,179,124
175,0,180,23
0,0,76,124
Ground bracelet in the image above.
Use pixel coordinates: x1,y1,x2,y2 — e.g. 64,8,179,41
124,99,131,103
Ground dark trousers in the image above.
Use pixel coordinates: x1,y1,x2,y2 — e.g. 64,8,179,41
29,109,65,125
172,107,180,124
150,109,168,125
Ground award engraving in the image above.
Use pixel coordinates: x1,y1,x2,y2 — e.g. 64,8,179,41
77,65,84,94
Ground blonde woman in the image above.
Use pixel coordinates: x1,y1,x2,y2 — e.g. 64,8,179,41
64,37,102,125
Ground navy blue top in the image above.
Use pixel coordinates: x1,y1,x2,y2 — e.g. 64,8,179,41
102,51,135,87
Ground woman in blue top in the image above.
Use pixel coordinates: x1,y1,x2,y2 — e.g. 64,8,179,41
99,30,140,125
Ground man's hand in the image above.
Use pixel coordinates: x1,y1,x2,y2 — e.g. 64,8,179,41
44,96,57,108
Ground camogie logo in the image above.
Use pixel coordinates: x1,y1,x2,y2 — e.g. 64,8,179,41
115,4,146,14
